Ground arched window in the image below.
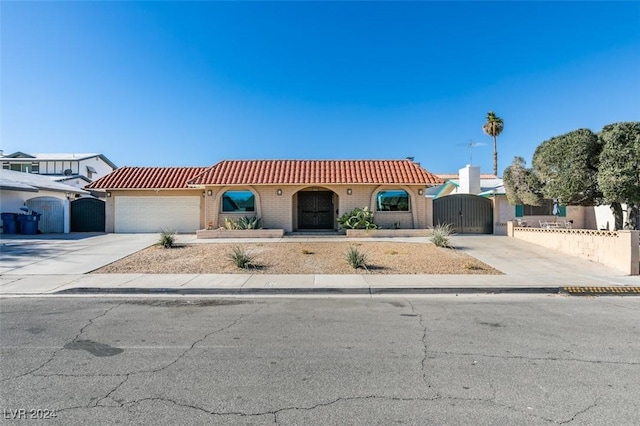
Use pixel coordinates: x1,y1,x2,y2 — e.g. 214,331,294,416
222,191,255,212
376,190,410,211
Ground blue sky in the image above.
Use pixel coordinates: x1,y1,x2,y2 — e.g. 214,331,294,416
2,1,639,175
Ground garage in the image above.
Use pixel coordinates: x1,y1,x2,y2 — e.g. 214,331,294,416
115,196,201,233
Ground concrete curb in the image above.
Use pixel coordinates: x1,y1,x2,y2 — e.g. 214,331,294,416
51,286,563,296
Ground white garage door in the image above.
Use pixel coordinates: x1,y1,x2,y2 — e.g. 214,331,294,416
115,196,201,233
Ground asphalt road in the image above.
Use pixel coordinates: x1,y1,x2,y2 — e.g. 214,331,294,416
1,295,639,425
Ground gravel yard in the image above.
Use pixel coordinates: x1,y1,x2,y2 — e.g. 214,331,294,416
94,242,501,275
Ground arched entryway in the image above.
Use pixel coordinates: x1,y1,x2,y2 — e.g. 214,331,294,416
295,189,337,230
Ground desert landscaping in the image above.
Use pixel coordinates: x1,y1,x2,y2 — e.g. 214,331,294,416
94,241,501,275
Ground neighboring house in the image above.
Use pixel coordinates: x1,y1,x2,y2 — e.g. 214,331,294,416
430,165,589,234
0,169,89,233
0,151,117,190
86,160,442,233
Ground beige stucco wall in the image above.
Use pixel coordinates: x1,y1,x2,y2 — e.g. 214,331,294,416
508,223,639,275
204,184,429,232
104,189,204,233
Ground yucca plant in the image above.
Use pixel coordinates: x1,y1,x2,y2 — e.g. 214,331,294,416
224,216,263,230
237,216,262,229
224,217,239,230
430,224,454,248
159,229,176,248
345,245,368,270
227,245,255,269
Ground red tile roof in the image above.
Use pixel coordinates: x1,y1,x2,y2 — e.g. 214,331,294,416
188,160,442,186
86,167,208,189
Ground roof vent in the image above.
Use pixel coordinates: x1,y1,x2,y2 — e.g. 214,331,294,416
63,168,73,176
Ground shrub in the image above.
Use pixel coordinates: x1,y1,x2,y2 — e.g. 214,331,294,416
337,207,378,230
464,263,484,271
227,245,255,269
237,216,262,229
345,245,367,270
159,230,176,248
224,216,262,230
430,224,454,248
224,218,238,230
301,249,313,255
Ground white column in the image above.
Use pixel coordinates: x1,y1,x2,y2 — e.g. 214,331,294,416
63,198,71,233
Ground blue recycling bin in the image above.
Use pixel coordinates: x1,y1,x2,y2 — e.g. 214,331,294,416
18,213,41,235
1,213,19,234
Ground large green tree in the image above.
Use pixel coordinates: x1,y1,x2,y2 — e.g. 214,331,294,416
532,129,601,206
598,122,640,230
482,111,504,177
503,156,544,206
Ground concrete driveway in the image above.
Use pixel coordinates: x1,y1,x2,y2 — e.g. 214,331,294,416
0,233,160,275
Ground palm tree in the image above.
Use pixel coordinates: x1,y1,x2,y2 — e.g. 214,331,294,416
482,111,504,176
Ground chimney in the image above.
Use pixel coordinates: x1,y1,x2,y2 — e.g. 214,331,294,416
458,165,481,195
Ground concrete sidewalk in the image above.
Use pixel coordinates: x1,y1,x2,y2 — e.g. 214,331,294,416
0,234,638,296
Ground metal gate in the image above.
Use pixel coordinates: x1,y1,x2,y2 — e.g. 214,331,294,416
71,198,105,232
433,194,493,234
25,196,64,233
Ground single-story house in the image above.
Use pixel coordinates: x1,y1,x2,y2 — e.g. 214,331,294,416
0,169,89,233
86,159,443,233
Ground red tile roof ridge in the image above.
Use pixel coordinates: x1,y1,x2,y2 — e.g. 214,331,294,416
87,166,209,189
188,159,442,186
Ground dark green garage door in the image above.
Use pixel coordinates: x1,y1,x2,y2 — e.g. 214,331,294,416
71,198,105,232
433,194,493,234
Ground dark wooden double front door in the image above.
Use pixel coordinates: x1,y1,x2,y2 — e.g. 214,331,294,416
298,191,334,229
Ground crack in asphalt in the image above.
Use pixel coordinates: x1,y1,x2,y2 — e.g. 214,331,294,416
135,303,267,376
53,392,592,424
0,302,123,383
123,395,438,418
92,375,131,408
428,350,640,366
89,304,268,408
557,398,599,424
438,395,557,423
406,299,441,399
2,300,610,425
398,302,595,425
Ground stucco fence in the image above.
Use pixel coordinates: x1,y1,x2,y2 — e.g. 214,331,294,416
507,222,639,275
